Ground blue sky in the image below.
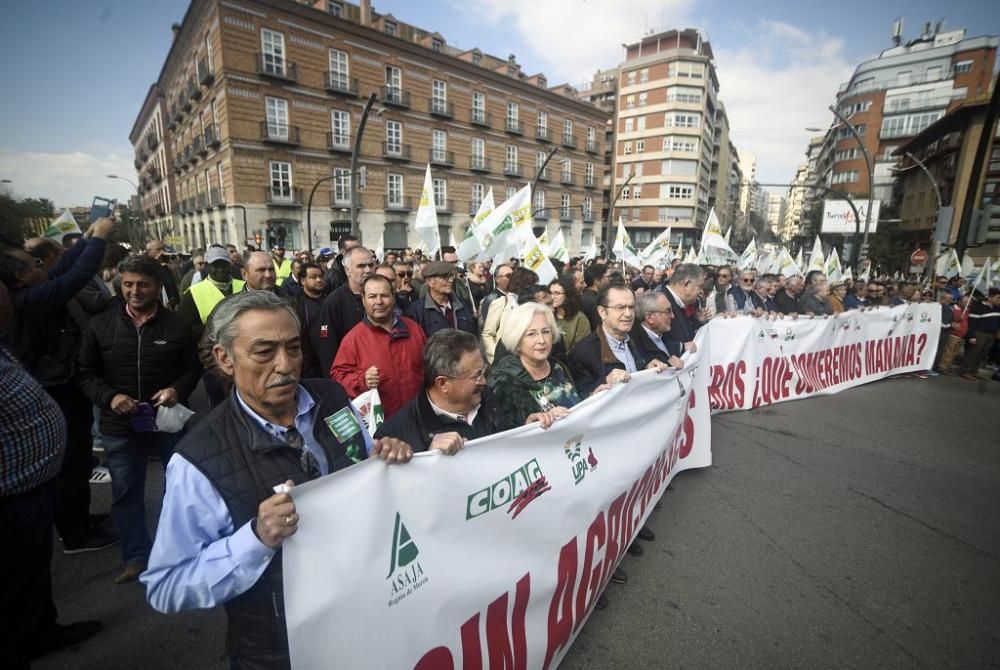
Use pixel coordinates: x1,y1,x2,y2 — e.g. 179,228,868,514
0,0,997,206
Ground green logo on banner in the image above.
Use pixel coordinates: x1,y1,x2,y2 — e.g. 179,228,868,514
386,512,429,607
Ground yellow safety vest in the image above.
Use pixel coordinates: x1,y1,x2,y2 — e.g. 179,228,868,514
188,279,245,324
273,258,292,286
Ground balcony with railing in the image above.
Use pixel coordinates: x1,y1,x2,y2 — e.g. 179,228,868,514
536,167,550,182
204,124,221,148
331,188,352,208
469,156,491,172
186,197,196,214
470,110,491,128
265,187,303,207
198,58,214,86
381,86,410,108
209,187,225,208
468,201,484,215
384,196,413,212
534,208,550,220
429,100,454,118
560,172,575,186
325,73,359,96
562,134,577,149
504,161,522,177
429,149,455,167
560,208,573,221
583,210,595,223
196,192,208,211
535,127,551,142
586,140,599,154
584,175,596,188
194,135,206,156
260,122,301,145
327,132,351,153
382,142,411,161
436,199,454,213
188,77,202,101
505,119,523,135
256,54,297,81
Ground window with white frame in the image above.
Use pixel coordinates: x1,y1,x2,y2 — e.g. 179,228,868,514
663,184,693,199
432,79,447,113
661,159,697,176
638,92,647,106
666,112,699,128
667,86,702,104
472,92,486,123
562,158,572,179
831,170,859,184
627,71,636,85
636,116,647,131
639,68,649,83
265,97,289,139
536,150,546,169
385,66,401,97
563,119,573,142
433,178,447,207
624,118,634,132
330,110,350,147
833,148,858,162
587,127,595,146
636,139,645,153
623,141,632,155
384,21,397,36
261,29,285,75
585,162,594,184
663,136,697,152
561,193,571,218
431,39,442,53
953,60,973,75
534,190,545,212
204,34,214,73
507,101,519,128
385,120,402,153
333,167,351,204
217,162,225,195
432,129,447,162
506,186,516,201
471,183,484,210
506,145,518,169
387,173,403,206
626,94,635,109
269,160,292,199
583,196,592,219
471,137,484,160
632,185,642,199
329,49,349,89
537,110,548,132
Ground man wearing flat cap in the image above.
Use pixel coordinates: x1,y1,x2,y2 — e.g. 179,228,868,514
405,260,477,337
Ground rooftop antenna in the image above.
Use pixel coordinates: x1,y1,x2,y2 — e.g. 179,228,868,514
891,17,903,47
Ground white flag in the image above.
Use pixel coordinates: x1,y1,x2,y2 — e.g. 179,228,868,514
547,228,569,263
969,256,990,294
935,249,961,279
806,236,825,273
698,208,738,265
641,227,673,267
479,185,533,260
724,226,732,244
990,257,1000,288
684,245,698,264
794,247,805,271
582,236,598,264
521,232,558,284
613,217,642,268
824,246,843,282
414,165,440,256
374,234,385,262
43,209,82,242
842,266,854,284
738,238,757,271
457,189,495,261
778,247,803,278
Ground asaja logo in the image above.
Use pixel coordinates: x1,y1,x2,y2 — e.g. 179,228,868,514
563,434,598,485
466,459,549,520
386,512,428,607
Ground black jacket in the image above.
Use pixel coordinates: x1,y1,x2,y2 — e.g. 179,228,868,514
295,292,326,379
375,389,499,451
568,327,647,397
630,322,683,364
774,289,801,315
175,379,366,669
76,299,201,436
662,287,699,346
313,284,363,374
405,293,477,338
580,288,600,331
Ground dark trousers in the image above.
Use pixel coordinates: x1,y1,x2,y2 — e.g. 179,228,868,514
961,333,997,374
0,485,58,669
102,431,180,566
45,382,93,545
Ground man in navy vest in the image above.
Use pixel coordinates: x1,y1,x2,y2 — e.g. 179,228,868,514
725,269,764,314
142,291,414,669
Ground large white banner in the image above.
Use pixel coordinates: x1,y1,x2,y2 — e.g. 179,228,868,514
284,335,713,669
821,199,881,234
706,304,940,412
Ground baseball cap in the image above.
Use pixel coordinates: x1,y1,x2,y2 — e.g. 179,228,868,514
423,260,456,278
205,247,231,265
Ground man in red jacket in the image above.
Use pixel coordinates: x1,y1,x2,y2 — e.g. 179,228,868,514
331,274,426,417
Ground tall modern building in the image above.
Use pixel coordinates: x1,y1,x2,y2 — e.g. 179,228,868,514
129,0,608,252
765,194,786,237
815,19,997,209
610,28,724,249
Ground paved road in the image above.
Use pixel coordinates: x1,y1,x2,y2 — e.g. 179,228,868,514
38,375,1000,669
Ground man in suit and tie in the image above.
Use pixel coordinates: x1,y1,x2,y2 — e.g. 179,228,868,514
662,263,705,350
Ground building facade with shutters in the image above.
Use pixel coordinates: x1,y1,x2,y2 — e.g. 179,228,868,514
129,0,609,253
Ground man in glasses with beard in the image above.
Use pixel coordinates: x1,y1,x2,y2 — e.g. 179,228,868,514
142,290,413,669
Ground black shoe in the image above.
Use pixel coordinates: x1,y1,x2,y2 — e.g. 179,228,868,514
637,526,655,542
627,542,644,557
595,593,609,610
610,567,628,584
30,620,102,659
63,528,118,555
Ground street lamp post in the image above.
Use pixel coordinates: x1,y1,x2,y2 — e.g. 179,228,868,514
107,174,147,248
306,175,336,253
824,106,875,264
531,147,559,195
350,93,378,239
604,173,635,260
894,152,943,280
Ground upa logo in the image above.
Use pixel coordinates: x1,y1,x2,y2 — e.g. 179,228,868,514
386,512,428,607
563,434,598,485
466,459,548,520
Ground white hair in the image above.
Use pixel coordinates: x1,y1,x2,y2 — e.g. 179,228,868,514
500,302,560,354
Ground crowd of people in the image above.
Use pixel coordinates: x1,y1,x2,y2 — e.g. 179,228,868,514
2,221,998,668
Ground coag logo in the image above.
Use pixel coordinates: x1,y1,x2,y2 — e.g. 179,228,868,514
466,459,548,520
563,434,598,485
386,512,428,607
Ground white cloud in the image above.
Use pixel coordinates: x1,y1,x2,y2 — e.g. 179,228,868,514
715,21,855,187
0,147,137,209
455,0,694,84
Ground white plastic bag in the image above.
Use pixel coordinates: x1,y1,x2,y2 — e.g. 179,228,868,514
156,403,195,433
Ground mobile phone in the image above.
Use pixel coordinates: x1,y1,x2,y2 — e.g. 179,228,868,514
89,196,117,223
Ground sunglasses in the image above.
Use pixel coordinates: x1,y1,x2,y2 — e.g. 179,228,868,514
396,271,413,278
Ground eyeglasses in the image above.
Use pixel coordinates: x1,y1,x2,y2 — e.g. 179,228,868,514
718,274,731,280
523,328,554,340
604,304,636,312
740,278,754,284
443,367,487,384
396,271,413,278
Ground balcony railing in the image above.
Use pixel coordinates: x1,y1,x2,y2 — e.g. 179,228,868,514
265,187,303,207
384,196,413,211
193,135,206,156
429,100,454,118
188,77,202,101
381,86,410,108
149,167,162,183
534,208,550,220
204,124,221,148
436,199,454,213
560,172,575,186
325,73,359,96
327,133,351,153
559,209,573,221
260,122,301,145
198,58,214,86
382,142,411,160
469,156,491,172
331,189,352,208
562,134,577,149
209,187,225,208
505,119,523,135
535,127,551,142
583,211,595,223
584,176,596,188
504,162,522,177
196,192,208,211
470,110,491,128
256,54,297,81
469,201,484,215
586,140,599,154
429,149,455,167
536,167,550,182
186,197,195,214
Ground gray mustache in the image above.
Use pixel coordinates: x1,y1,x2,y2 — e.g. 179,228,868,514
267,375,299,388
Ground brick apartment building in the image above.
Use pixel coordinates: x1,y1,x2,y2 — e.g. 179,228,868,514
129,0,608,253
